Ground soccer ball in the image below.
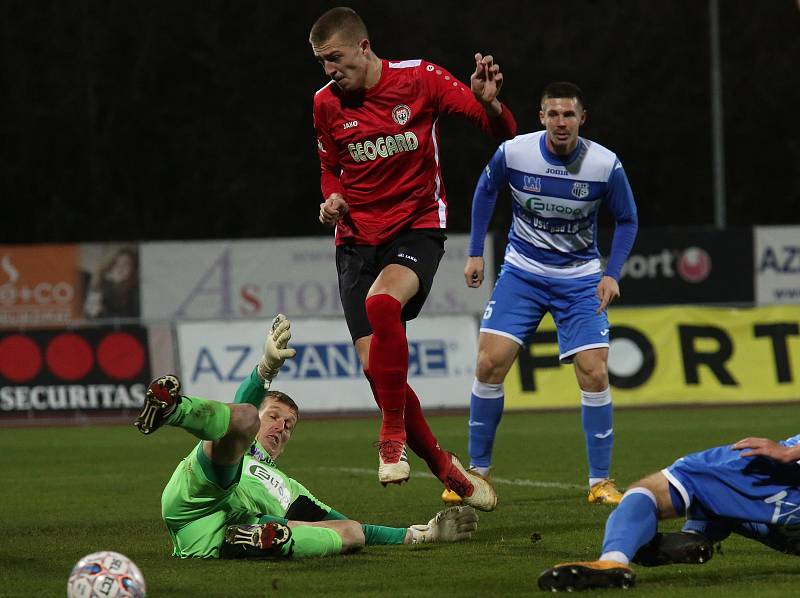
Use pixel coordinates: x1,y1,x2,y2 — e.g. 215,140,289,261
67,551,146,598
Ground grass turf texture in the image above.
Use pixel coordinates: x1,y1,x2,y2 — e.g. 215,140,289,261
2,404,800,597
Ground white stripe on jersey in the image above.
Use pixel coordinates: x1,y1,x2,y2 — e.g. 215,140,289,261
505,246,601,278
388,59,422,68
662,468,692,509
509,203,596,254
505,131,617,182
314,80,335,95
431,118,446,228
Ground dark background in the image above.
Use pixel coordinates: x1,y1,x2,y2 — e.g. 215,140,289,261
2,0,799,244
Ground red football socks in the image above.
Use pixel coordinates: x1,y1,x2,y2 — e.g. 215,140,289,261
365,294,408,441
403,384,451,479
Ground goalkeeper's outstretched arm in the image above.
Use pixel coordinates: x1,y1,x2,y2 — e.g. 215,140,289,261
234,314,297,407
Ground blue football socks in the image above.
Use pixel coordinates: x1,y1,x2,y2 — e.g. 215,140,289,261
600,489,659,563
467,379,504,470
581,388,613,482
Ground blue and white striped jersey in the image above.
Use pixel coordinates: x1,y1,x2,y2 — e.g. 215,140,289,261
469,131,638,279
781,433,800,448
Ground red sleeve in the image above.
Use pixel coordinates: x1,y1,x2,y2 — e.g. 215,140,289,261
313,97,345,199
422,61,517,140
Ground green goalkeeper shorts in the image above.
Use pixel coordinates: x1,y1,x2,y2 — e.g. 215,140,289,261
161,443,257,558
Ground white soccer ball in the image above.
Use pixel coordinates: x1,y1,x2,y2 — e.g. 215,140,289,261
67,551,146,598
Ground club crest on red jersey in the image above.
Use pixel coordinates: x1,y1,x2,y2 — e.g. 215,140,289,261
392,104,412,126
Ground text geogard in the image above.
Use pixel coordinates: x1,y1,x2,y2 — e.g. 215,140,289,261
347,132,419,162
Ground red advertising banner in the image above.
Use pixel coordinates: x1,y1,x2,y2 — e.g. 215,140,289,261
0,325,151,414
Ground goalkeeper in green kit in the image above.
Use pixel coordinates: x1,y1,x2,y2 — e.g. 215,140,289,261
135,314,478,559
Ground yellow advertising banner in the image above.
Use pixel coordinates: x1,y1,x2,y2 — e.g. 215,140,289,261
505,305,800,409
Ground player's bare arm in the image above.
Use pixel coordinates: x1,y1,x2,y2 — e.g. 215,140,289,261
732,437,800,463
464,256,485,288
319,193,349,225
470,53,503,117
595,275,620,313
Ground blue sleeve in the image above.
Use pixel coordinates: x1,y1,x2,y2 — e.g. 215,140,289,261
469,145,507,257
603,161,638,280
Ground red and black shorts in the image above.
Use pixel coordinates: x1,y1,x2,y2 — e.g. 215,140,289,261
335,229,446,342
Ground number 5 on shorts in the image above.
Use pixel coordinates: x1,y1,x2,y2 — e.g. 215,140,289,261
483,300,496,320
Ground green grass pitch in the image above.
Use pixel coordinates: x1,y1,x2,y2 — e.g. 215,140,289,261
2,404,800,597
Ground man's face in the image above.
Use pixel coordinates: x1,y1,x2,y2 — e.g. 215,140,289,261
311,32,370,93
539,97,586,155
257,398,298,460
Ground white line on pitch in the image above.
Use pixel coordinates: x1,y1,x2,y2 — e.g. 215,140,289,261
317,467,583,490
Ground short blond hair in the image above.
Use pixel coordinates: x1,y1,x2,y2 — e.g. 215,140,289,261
259,390,299,420
309,6,369,45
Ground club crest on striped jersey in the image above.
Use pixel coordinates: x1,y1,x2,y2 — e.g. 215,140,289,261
571,182,590,199
523,176,542,193
392,104,412,126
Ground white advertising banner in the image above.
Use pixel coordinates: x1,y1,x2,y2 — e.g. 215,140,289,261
176,316,478,411
755,226,800,305
141,235,493,320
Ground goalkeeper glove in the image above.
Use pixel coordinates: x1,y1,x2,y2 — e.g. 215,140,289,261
408,506,478,544
256,314,297,389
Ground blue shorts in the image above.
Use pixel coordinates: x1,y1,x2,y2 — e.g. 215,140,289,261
480,263,609,363
664,444,800,526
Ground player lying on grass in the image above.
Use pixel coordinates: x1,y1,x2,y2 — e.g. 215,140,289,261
134,315,478,559
537,433,800,591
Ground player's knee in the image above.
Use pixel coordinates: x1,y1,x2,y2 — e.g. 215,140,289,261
577,362,608,390
365,294,401,333
628,474,658,496
337,520,366,553
628,472,675,519
229,404,260,439
475,350,509,383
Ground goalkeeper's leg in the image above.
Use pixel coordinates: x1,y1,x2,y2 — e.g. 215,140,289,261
136,374,260,473
222,519,364,559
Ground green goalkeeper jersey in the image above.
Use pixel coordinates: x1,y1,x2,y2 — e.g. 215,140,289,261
161,438,332,558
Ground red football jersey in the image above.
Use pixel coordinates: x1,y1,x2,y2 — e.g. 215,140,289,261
313,59,516,245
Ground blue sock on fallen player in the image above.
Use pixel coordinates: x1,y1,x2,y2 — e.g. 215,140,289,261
468,380,504,471
600,488,659,564
581,388,613,483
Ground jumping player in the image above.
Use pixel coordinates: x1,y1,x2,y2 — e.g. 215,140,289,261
444,81,637,507
309,6,517,509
